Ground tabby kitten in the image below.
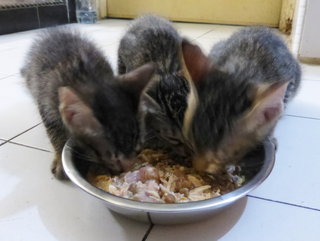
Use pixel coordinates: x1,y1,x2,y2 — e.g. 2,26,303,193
182,26,301,173
118,14,197,160
22,28,154,179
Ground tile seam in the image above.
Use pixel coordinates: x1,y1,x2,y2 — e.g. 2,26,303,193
247,195,320,212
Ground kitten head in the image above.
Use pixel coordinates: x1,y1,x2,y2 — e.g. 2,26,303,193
140,71,195,157
59,63,154,174
141,70,196,158
182,40,287,173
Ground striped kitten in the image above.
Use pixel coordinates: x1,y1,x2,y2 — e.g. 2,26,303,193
22,28,154,179
118,14,197,162
182,26,301,173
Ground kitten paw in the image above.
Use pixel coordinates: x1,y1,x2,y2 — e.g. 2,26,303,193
51,158,69,180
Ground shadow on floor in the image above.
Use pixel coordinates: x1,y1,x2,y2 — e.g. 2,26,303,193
146,197,247,241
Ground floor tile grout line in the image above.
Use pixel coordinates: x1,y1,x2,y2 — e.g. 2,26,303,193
1,140,11,147
0,122,42,147
0,73,18,80
247,195,320,212
194,28,219,40
7,141,51,153
284,114,320,121
301,78,320,82
141,213,154,241
141,223,154,241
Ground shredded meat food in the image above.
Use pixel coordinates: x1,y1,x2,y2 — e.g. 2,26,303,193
88,149,245,203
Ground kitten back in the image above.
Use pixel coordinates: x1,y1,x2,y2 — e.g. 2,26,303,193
22,27,155,177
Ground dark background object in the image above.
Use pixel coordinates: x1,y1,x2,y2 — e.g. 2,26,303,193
0,0,76,35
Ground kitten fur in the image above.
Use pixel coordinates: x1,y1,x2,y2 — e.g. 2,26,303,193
22,28,154,179
209,26,300,104
182,26,301,173
118,14,197,161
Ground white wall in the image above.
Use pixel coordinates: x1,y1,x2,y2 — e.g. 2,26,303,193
299,0,320,58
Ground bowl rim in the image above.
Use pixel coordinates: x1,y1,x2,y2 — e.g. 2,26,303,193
62,139,275,213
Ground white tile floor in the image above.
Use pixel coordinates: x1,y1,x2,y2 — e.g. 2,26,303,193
0,19,320,241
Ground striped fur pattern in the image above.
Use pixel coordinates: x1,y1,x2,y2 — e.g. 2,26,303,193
185,26,301,173
22,28,154,179
118,14,197,161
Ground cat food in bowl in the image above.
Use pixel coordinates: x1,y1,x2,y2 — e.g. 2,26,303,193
62,139,275,224
88,149,245,203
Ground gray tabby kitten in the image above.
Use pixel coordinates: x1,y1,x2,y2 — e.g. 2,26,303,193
182,26,301,173
22,28,154,179
118,14,197,161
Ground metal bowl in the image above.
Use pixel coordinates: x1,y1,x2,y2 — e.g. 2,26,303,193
62,139,276,225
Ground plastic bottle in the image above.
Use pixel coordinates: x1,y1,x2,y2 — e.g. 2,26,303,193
75,0,97,24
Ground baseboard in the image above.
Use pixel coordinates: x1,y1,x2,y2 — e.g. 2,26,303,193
299,57,320,65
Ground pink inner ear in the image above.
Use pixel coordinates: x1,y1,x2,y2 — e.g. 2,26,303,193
64,106,76,124
59,87,83,124
181,39,211,85
254,82,288,126
59,87,80,125
263,105,282,122
58,87,101,134
58,87,79,106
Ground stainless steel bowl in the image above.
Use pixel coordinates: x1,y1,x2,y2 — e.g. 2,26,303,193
62,139,276,225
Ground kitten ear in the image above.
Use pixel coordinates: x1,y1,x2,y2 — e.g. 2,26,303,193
142,93,162,113
181,39,211,85
247,82,289,129
58,87,102,136
118,63,155,98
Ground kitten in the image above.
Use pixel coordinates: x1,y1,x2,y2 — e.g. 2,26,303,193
21,28,154,179
118,14,197,161
182,26,301,173
209,26,300,104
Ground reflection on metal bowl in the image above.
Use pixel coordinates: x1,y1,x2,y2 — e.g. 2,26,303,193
62,139,275,225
